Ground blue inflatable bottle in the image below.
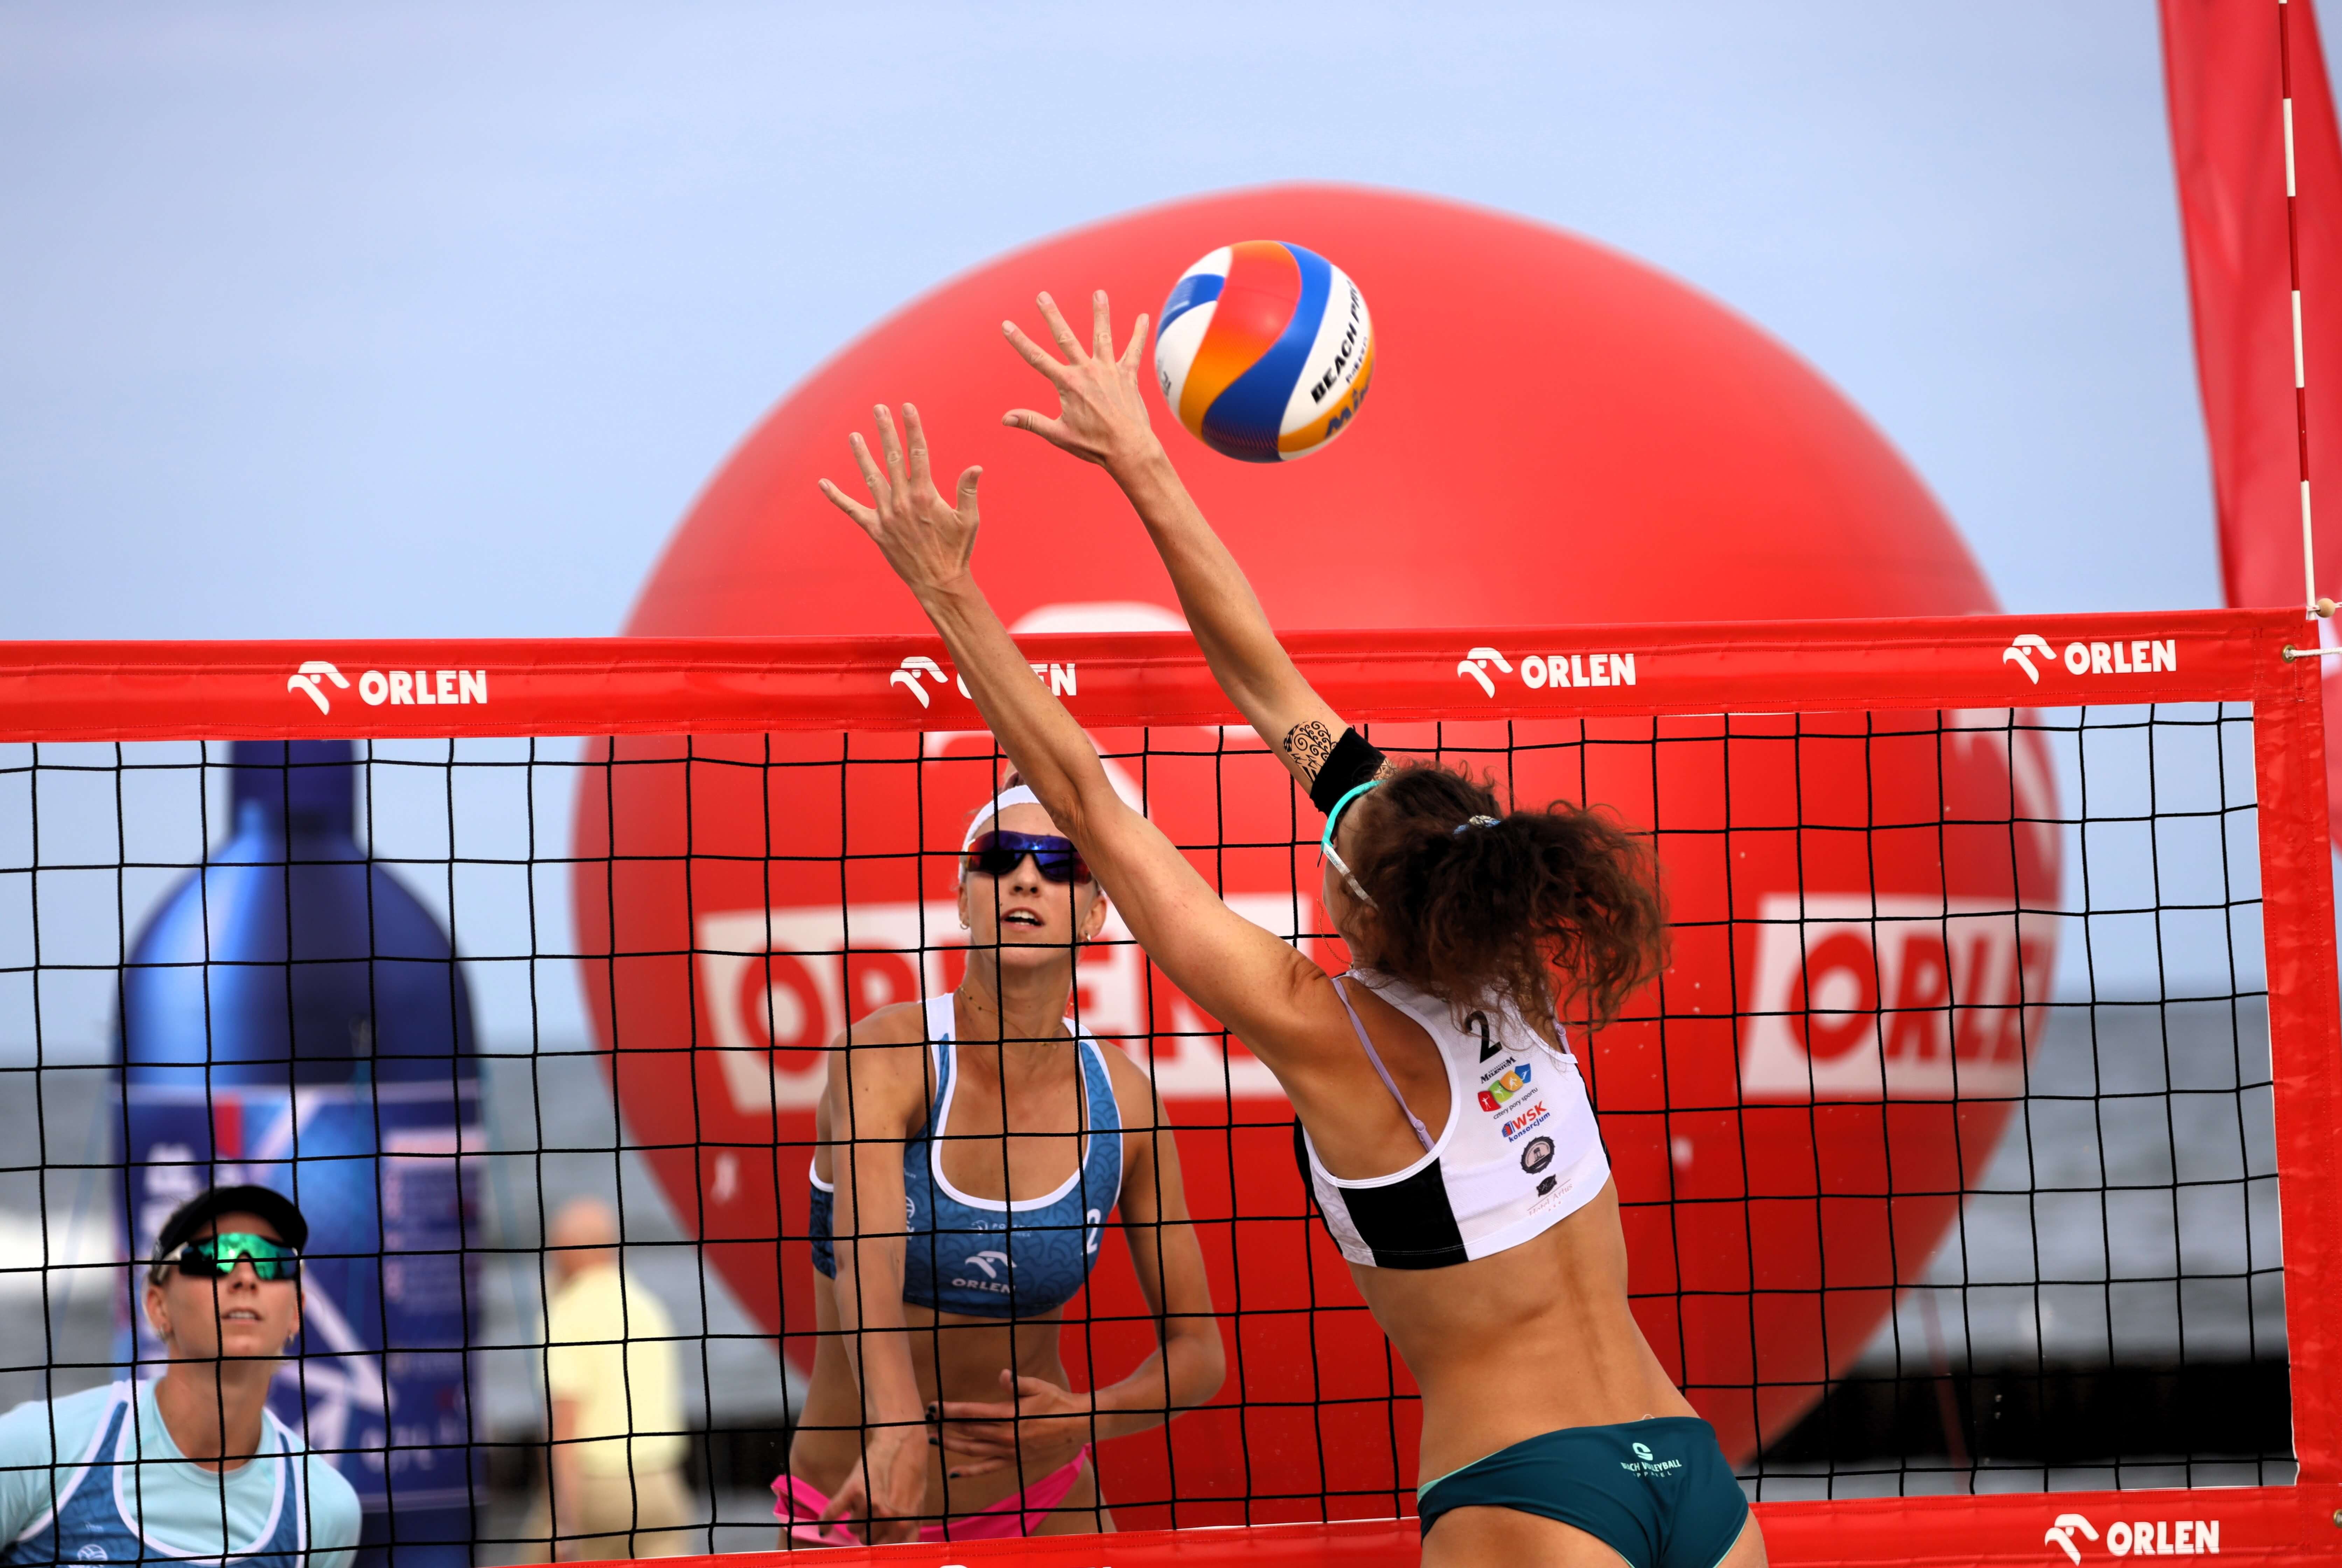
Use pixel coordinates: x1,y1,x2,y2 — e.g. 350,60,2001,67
115,741,481,1568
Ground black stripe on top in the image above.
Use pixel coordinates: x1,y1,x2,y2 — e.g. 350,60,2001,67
1291,1118,1468,1270
1337,1157,1468,1269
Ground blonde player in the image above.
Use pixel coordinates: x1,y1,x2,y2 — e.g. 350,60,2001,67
780,776,1224,1546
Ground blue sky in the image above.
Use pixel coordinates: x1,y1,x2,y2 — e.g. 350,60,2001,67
0,12,2289,1399
0,2,2226,639
1,2,2286,1057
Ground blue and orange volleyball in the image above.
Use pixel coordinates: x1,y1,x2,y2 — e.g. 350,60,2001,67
1152,240,1375,462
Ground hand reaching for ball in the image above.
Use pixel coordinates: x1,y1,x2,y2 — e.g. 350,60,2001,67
1001,290,1166,474
818,403,981,602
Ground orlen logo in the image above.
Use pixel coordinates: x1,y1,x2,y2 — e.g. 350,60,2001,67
694,897,1306,1112
2003,632,2176,685
286,661,351,714
2043,1511,2222,1561
1455,644,1639,698
358,668,489,707
890,655,1079,708
1740,894,2056,1100
953,1249,1013,1295
287,660,490,713
889,656,952,708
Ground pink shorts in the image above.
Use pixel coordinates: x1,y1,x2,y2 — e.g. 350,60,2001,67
772,1447,1093,1545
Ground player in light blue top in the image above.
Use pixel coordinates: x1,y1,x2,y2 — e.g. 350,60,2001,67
0,1185,361,1568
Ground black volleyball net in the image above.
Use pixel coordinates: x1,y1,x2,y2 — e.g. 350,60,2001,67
0,610,2336,1565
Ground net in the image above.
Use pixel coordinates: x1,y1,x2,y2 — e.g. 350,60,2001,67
2,608,2338,1566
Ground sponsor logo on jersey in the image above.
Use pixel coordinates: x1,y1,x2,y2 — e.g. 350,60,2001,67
1520,1136,1555,1174
1618,1440,1683,1476
1477,1063,1533,1112
950,1247,1015,1297
1536,1174,1558,1197
1499,1102,1551,1141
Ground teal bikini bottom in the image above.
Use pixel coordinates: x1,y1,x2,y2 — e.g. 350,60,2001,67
1417,1415,1750,1568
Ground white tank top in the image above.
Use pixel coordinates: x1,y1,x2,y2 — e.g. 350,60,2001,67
1294,968,1609,1269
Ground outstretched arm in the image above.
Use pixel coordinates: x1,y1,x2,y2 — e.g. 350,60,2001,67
1000,291,1376,797
817,405,1350,1074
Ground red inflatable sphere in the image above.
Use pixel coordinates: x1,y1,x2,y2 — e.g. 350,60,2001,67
573,184,2059,1523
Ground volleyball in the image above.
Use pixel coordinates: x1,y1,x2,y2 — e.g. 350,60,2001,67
1152,239,1375,462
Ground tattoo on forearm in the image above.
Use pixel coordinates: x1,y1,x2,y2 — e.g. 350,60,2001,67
1283,721,1335,783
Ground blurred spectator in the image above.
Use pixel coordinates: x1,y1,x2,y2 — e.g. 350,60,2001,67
0,1185,362,1568
532,1198,692,1561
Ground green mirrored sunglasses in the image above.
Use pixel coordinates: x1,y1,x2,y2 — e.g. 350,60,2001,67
170,1232,301,1282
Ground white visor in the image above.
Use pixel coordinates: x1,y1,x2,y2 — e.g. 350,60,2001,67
960,783,1047,849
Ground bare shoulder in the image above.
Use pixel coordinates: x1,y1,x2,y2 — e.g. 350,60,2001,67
840,999,936,1051
823,1002,940,1126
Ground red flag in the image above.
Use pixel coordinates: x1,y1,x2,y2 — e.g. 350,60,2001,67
2162,0,2342,839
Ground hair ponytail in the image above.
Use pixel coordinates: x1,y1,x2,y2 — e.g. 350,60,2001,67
1346,763,1666,1029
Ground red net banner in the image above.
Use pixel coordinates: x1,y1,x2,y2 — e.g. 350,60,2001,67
6,606,2340,1565
0,609,2306,742
602,1479,2342,1565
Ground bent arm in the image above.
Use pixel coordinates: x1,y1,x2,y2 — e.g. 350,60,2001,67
822,1039,925,1447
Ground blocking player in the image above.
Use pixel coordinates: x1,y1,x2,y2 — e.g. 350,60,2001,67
815,290,1766,1568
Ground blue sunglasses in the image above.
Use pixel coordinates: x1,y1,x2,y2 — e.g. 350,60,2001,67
963,830,1092,884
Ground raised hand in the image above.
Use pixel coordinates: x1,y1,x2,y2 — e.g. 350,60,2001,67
1001,290,1163,472
820,403,981,599
931,1367,1097,1480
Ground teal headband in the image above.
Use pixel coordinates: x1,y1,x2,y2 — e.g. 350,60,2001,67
1321,778,1384,852
1320,777,1384,909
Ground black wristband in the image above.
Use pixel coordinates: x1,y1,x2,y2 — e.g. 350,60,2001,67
1309,729,1389,815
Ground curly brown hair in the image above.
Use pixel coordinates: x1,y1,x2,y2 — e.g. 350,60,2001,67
1344,763,1667,1029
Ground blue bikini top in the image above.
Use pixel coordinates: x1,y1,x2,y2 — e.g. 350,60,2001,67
810,992,1124,1319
